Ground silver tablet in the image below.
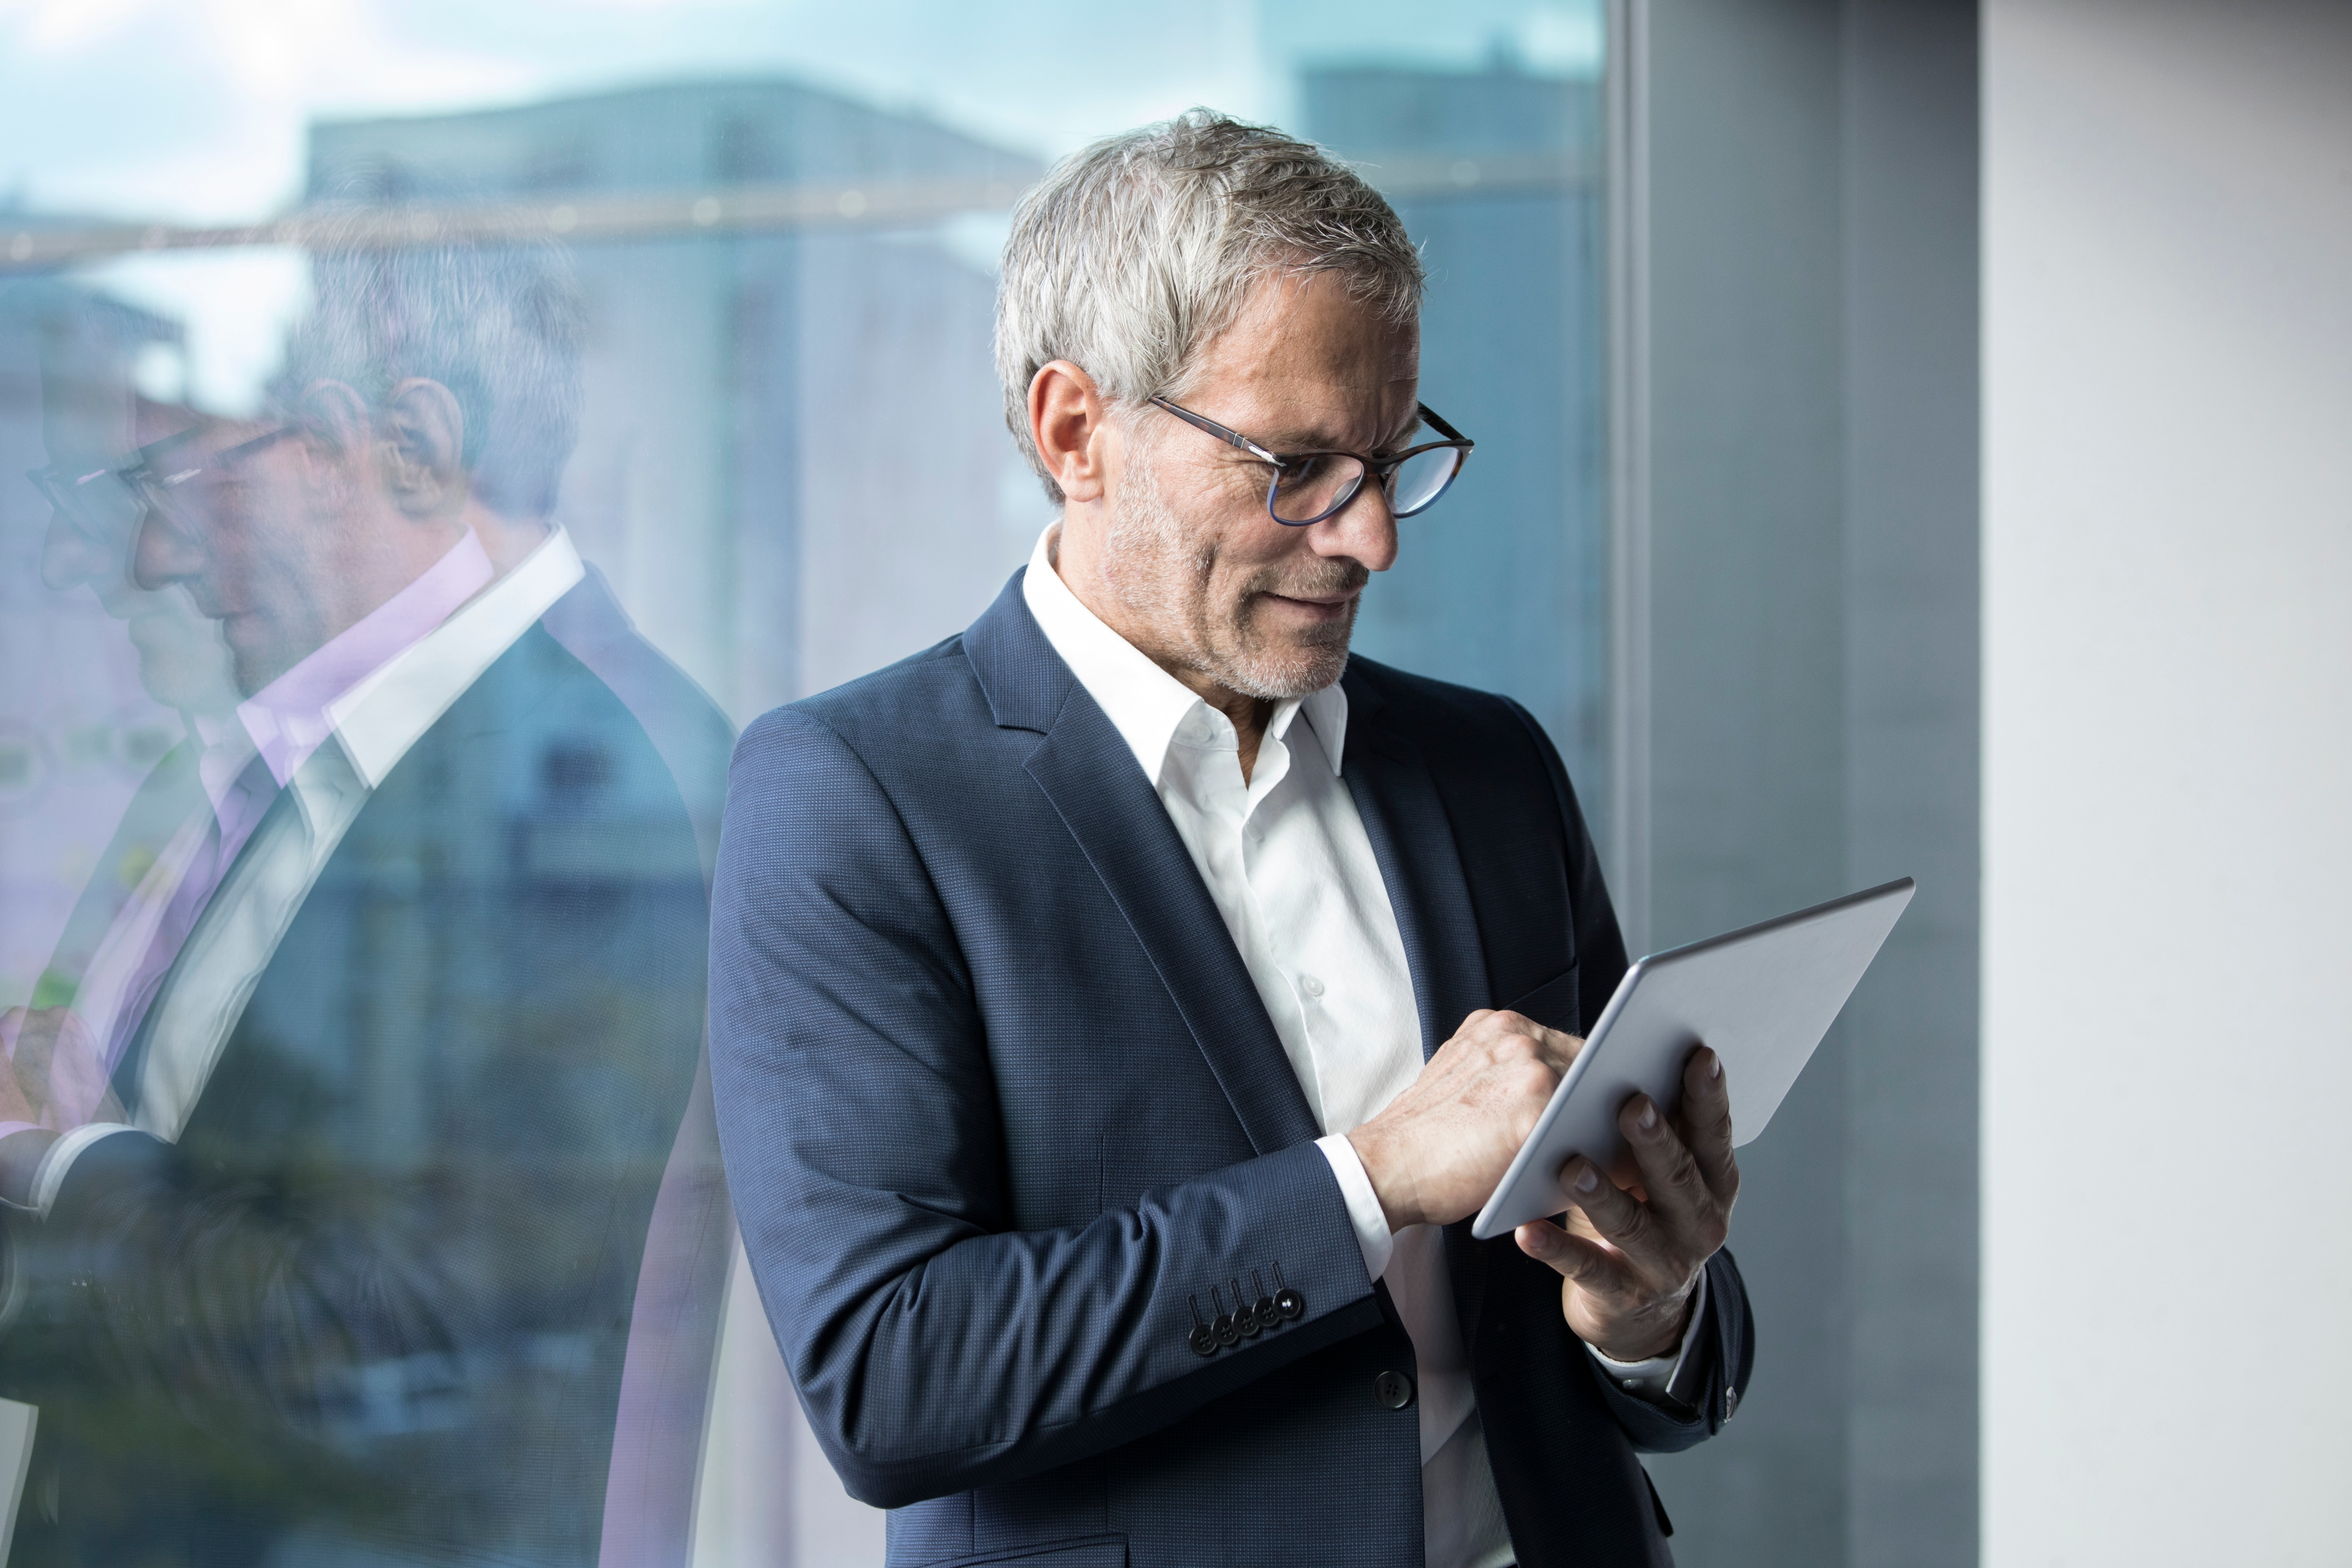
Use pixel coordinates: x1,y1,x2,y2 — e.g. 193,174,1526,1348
1469,877,1916,1241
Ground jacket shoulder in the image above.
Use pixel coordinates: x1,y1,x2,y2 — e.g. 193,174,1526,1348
736,634,989,766
1345,654,1549,758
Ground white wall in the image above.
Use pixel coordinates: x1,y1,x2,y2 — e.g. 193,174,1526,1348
1982,2,2352,1562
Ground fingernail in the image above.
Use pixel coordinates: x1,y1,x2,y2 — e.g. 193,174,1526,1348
1574,1165,1600,1194
1638,1103,1658,1132
1709,1053,1723,1080
1521,1225,1550,1254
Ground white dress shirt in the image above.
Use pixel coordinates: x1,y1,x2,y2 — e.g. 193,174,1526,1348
1020,525,1703,1568
23,528,585,1212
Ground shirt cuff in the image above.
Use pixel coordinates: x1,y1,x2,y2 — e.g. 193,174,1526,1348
28,1123,136,1218
1587,1270,1710,1401
1314,1133,1393,1283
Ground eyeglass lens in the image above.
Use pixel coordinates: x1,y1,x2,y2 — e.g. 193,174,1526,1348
1269,453,1364,524
32,465,145,540
1387,445,1462,517
1267,442,1464,524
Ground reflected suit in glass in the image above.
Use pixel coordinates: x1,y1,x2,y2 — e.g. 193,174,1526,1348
0,605,709,1568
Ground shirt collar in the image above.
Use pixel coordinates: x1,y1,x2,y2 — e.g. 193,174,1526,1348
1019,523,1348,784
189,712,261,825
237,530,496,788
326,524,586,790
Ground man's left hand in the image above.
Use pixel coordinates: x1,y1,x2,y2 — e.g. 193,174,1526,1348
1513,1045,1739,1362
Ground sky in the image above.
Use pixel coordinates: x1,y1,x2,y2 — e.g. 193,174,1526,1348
0,0,1603,410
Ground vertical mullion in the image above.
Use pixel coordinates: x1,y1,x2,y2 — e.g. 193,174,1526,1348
1605,0,1653,955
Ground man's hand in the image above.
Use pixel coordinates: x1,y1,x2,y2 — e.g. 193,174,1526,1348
1515,1046,1739,1362
1344,1008,1584,1234
0,1007,76,1208
1,1006,118,1131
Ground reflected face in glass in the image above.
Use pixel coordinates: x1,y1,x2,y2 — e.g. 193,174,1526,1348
1105,270,1417,701
128,419,327,696
35,403,239,719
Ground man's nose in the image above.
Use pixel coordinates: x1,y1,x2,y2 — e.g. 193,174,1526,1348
131,505,205,591
1311,477,1400,573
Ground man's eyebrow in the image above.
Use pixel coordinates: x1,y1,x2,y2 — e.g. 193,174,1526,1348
1256,410,1423,454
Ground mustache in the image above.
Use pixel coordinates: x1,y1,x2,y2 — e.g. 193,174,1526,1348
1242,561,1372,600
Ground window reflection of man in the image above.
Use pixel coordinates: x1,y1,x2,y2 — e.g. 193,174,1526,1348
8,355,244,1163
32,416,239,724
0,234,711,1568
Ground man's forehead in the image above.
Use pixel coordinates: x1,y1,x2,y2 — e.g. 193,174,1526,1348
1190,271,1419,438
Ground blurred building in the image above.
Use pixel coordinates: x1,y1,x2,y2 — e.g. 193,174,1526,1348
307,81,1045,726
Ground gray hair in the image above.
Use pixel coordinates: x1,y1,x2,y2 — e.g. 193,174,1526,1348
995,109,1424,501
274,208,586,519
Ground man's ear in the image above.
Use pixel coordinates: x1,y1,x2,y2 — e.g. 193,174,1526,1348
378,378,467,518
291,379,373,510
1029,360,1113,506
299,379,371,457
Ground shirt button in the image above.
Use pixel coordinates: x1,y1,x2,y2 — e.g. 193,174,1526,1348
1299,973,1325,998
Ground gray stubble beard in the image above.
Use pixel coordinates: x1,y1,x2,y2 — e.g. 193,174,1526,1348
1103,443,1359,701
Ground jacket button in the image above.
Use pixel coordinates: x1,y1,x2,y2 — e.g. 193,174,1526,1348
1188,1324,1217,1357
1724,1384,1740,1421
1274,1287,1305,1321
1254,1294,1280,1330
1374,1370,1415,1410
1214,1311,1240,1348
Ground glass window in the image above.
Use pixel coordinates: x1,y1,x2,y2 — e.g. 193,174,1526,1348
0,5,1610,1563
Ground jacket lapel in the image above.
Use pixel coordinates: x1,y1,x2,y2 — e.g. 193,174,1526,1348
967,576,1322,1157
1337,671,1490,1062
1339,665,1503,1345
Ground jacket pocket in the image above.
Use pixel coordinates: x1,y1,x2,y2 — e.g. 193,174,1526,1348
932,1534,1128,1568
1502,963,1582,1037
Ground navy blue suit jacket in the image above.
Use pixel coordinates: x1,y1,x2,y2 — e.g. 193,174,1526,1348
709,575,1754,1568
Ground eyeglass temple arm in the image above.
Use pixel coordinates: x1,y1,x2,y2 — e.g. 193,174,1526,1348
1151,397,1283,462
1416,404,1473,448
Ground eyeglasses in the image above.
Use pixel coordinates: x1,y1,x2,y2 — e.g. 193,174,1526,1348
121,422,300,533
1149,396,1474,527
24,457,146,543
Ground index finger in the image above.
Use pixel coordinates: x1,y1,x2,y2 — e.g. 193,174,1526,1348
1677,1046,1739,1205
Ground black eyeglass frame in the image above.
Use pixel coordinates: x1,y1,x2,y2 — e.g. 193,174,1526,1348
1148,396,1475,527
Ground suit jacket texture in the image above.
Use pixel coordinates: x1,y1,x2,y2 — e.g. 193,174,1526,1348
708,574,1755,1568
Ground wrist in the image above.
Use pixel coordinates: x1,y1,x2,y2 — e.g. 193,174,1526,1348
1343,1123,1419,1232
1594,1285,1695,1363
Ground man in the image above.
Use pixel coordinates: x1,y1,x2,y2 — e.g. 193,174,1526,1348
709,111,1754,1568
0,235,713,1567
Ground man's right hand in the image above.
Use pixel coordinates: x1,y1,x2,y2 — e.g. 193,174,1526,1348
1344,1008,1583,1233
